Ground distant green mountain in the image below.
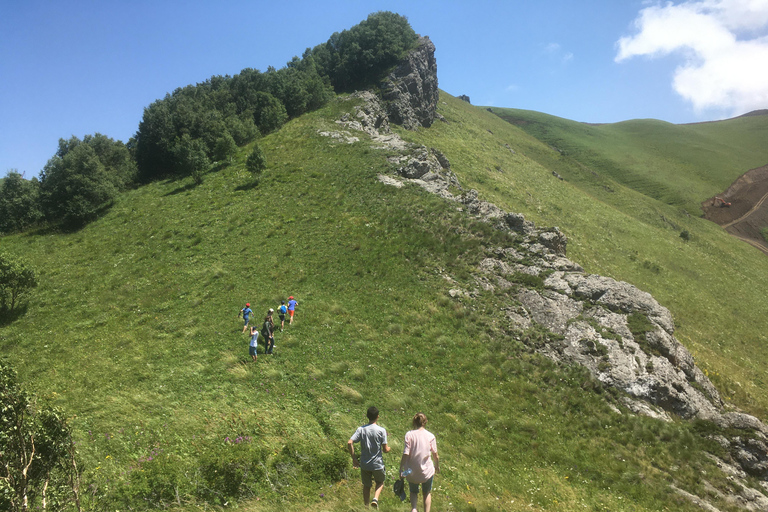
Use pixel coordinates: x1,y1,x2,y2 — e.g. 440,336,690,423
487,107,768,216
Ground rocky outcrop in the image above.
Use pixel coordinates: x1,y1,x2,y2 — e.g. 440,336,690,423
380,37,439,130
319,85,768,502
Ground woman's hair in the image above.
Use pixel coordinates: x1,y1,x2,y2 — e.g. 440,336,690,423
412,412,427,429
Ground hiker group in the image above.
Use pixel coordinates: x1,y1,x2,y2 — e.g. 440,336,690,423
348,407,440,511
239,296,297,361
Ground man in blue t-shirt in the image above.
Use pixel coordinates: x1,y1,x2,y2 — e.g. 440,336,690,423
240,303,253,333
348,406,390,508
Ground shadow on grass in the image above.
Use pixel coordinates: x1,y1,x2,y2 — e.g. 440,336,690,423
26,203,115,235
164,181,201,196
0,304,28,327
235,179,260,192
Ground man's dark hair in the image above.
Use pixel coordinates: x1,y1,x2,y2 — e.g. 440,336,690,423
367,406,379,422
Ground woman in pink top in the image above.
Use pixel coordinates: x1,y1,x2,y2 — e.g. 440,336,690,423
399,413,440,512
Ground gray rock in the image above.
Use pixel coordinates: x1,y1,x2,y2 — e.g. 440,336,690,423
538,228,567,256
380,37,439,130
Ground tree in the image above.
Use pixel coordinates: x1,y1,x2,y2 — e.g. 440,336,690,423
39,144,118,227
172,134,210,184
310,11,418,92
213,133,237,163
0,171,42,234
0,253,38,313
0,359,82,511
253,91,288,134
246,144,267,179
39,135,135,228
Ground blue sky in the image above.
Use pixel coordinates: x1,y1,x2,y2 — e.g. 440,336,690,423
2,0,767,177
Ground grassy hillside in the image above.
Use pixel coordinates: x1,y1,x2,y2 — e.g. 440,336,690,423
487,108,768,216
416,96,768,419
1,93,766,511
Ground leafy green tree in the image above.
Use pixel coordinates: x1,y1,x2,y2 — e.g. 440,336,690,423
0,359,82,511
224,113,259,146
246,144,267,178
311,11,418,91
0,253,38,313
135,98,176,181
0,171,42,234
173,134,210,184
213,133,237,163
39,135,135,228
40,144,116,227
253,91,288,133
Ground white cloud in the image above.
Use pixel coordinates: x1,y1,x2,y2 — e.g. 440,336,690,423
542,42,574,66
616,0,768,115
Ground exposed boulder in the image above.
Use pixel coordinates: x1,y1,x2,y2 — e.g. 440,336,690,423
380,36,439,130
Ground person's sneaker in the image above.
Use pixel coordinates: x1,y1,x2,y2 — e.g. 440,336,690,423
370,498,378,508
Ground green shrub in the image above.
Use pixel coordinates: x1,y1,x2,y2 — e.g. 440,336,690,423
246,144,267,177
0,253,37,313
196,443,268,504
0,360,80,512
0,171,42,234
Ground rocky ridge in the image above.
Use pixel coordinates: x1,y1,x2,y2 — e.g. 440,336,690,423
317,41,768,509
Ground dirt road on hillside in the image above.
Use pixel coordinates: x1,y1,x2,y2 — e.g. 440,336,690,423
701,164,768,255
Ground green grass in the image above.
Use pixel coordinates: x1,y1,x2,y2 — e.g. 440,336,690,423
0,94,764,511
415,94,768,420
487,108,768,215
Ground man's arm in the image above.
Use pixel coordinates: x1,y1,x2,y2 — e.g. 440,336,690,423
347,439,359,468
383,442,391,453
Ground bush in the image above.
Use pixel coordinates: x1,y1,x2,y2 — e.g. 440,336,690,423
0,253,38,313
0,171,42,234
173,134,210,184
196,443,268,504
246,145,267,178
0,359,81,512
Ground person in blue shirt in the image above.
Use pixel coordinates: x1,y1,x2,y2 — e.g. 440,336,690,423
278,300,288,331
348,406,390,509
287,296,298,325
240,303,253,333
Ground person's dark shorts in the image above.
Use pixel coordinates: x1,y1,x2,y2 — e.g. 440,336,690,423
249,346,258,356
361,468,386,488
408,476,433,495
279,314,285,321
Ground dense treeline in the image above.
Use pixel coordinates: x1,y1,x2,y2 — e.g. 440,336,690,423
0,134,135,232
133,11,417,182
309,10,419,92
40,134,136,227
0,11,418,232
133,60,332,182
